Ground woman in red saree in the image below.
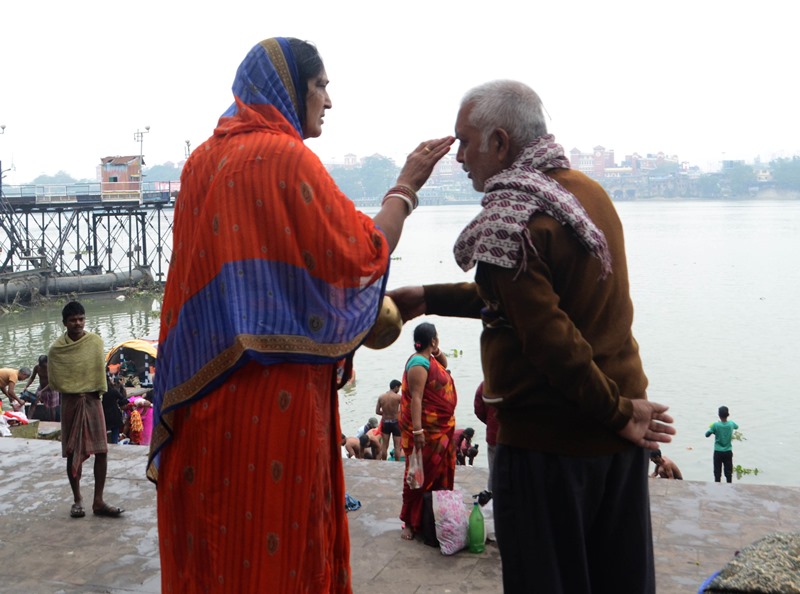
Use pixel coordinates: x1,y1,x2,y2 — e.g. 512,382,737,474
399,322,458,540
147,37,453,593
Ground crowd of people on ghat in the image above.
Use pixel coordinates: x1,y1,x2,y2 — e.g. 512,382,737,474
1,338,155,447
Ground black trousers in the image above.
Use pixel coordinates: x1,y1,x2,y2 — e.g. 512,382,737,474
713,450,733,483
493,445,655,594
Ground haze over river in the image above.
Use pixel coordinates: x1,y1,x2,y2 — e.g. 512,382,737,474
3,200,798,486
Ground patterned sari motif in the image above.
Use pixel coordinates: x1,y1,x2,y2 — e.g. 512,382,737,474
399,356,458,532
149,38,389,594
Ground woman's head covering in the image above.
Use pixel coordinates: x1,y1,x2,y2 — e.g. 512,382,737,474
221,38,305,136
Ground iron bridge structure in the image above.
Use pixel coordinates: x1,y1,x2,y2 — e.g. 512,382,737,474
0,192,174,299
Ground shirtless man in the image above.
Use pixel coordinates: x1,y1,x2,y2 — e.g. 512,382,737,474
375,379,402,461
341,434,362,459
650,449,683,480
24,355,61,421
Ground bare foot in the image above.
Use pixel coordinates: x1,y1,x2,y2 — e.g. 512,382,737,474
401,526,414,541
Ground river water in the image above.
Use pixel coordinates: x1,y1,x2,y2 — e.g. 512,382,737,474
3,200,798,486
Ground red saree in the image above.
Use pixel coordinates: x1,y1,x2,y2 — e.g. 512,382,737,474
399,356,457,532
150,40,390,594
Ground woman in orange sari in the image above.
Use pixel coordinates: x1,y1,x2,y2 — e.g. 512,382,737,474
148,37,453,593
399,322,458,540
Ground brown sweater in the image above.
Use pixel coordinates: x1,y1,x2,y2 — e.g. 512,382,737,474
425,168,648,456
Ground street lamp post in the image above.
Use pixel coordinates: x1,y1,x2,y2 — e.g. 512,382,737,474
134,126,150,203
184,140,191,159
0,125,6,184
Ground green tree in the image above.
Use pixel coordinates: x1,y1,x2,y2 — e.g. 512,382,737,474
723,163,757,196
328,166,365,199
31,171,79,184
144,162,182,182
359,155,399,198
327,154,400,200
770,156,800,190
694,174,722,198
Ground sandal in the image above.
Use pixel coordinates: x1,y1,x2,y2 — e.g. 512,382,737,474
93,503,124,518
70,503,85,518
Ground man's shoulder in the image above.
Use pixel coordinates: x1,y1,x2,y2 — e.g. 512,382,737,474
547,168,607,196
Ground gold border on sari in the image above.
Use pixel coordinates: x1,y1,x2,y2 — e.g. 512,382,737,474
147,330,369,482
260,38,299,115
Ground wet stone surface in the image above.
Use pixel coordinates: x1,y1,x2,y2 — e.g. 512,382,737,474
0,438,798,593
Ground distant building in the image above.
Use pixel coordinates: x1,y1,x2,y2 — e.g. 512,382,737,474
343,153,358,169
569,146,615,179
623,152,680,173
721,159,746,170
99,156,142,201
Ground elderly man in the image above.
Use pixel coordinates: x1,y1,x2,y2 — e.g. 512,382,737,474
0,366,31,411
390,80,675,593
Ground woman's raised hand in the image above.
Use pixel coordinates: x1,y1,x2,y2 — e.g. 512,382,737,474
396,136,455,192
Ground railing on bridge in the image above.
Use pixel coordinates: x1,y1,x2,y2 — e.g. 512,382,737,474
1,180,180,207
0,198,174,283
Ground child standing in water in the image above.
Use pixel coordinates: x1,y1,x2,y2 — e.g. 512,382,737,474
705,405,739,483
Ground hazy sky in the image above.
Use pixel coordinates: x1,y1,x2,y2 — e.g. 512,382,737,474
1,0,797,185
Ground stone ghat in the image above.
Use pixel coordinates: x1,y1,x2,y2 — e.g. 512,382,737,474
0,437,798,593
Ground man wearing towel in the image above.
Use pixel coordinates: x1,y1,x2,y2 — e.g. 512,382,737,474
48,301,124,519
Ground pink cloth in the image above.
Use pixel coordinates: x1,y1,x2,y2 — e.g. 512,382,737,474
129,397,154,446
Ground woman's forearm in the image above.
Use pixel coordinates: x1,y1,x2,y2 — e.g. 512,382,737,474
373,199,409,253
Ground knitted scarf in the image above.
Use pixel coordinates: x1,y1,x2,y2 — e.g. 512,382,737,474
454,135,612,279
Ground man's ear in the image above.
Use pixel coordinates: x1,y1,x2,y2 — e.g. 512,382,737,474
493,128,513,163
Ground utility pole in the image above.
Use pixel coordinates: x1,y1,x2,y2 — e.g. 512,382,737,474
134,126,150,203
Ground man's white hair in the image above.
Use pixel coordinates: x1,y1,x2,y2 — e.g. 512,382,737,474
461,80,548,151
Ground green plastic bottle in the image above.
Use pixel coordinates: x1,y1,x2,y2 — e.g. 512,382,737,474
468,500,485,553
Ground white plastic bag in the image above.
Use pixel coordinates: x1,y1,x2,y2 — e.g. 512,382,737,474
432,489,469,555
481,499,496,542
406,447,424,489
0,415,11,437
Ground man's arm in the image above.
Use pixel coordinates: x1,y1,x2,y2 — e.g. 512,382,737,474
24,368,39,391
3,381,23,407
375,396,383,417
387,282,482,323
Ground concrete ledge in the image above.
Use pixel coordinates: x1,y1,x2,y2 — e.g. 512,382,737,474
37,421,61,440
8,419,39,439
0,438,798,593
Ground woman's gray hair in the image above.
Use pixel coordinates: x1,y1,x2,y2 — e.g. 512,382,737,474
461,80,547,151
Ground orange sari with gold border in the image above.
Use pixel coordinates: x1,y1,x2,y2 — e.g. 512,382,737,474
150,41,389,591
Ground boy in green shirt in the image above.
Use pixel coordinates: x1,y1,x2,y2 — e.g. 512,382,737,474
705,406,739,483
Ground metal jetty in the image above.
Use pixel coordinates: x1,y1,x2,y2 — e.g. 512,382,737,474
0,181,177,304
